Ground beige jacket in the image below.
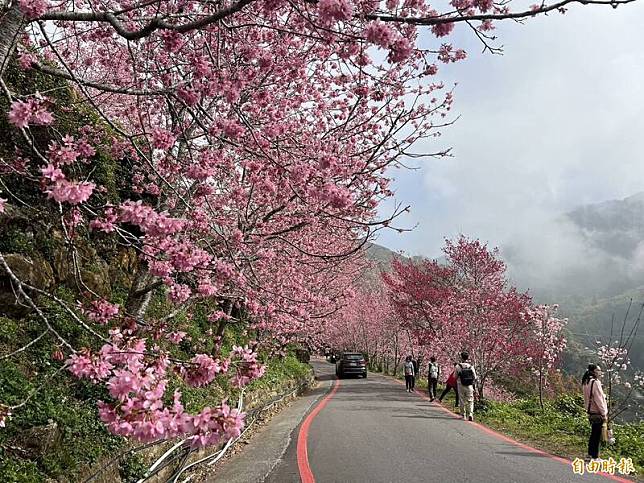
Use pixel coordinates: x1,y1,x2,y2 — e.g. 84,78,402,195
583,378,608,417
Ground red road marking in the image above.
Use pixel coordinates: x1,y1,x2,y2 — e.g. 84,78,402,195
297,378,341,483
389,376,631,483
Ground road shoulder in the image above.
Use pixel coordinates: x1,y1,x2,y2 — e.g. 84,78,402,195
204,366,333,483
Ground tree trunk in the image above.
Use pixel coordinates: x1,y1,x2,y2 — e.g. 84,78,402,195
0,4,24,77
477,375,485,399
216,299,233,337
124,268,161,321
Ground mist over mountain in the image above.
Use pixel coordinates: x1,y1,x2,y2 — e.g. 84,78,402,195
502,191,644,373
502,192,644,300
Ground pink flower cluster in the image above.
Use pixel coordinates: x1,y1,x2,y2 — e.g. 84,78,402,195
0,197,6,214
182,354,229,387
438,44,467,63
90,207,118,233
160,31,184,53
18,52,37,70
318,0,354,23
40,163,95,204
161,239,212,273
431,22,455,38
8,96,53,129
364,21,394,49
151,128,176,150
68,348,113,382
186,164,215,180
119,201,184,236
320,183,352,209
85,299,120,324
197,278,219,296
230,345,265,388
177,86,200,106
47,136,95,165
47,179,95,204
188,402,245,448
387,37,413,64
166,331,187,344
169,283,192,303
220,119,245,139
18,0,49,19
79,340,261,447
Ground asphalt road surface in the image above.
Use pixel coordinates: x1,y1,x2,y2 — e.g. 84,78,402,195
265,359,627,483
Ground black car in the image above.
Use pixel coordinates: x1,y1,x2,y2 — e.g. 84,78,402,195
335,352,367,378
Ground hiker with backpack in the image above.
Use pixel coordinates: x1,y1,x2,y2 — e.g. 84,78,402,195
427,357,440,401
582,363,608,462
438,363,459,407
456,351,477,421
404,355,416,392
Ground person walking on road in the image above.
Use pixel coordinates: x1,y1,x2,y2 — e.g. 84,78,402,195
438,363,460,407
582,363,608,462
427,357,440,401
404,356,415,392
456,352,477,421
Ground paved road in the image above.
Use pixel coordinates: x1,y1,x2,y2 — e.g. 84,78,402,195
265,359,626,483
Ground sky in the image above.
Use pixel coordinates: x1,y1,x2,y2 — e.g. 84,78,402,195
376,3,644,261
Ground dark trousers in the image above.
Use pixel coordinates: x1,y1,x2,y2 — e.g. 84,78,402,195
405,375,414,390
439,385,459,406
428,378,438,399
588,420,603,458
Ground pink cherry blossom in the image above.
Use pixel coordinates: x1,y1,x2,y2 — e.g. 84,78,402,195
46,180,95,204
89,208,118,233
432,22,455,38
41,164,65,182
85,299,120,324
151,128,176,150
182,354,228,387
18,52,36,69
388,37,413,63
318,0,354,23
18,0,49,19
8,96,53,128
167,331,187,344
68,350,113,382
364,21,394,48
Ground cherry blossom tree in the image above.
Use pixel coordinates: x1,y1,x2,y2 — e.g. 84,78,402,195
522,304,567,408
384,236,537,397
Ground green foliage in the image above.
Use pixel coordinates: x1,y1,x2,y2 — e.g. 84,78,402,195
249,354,312,393
119,454,147,483
0,453,42,483
552,394,585,417
0,357,123,482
